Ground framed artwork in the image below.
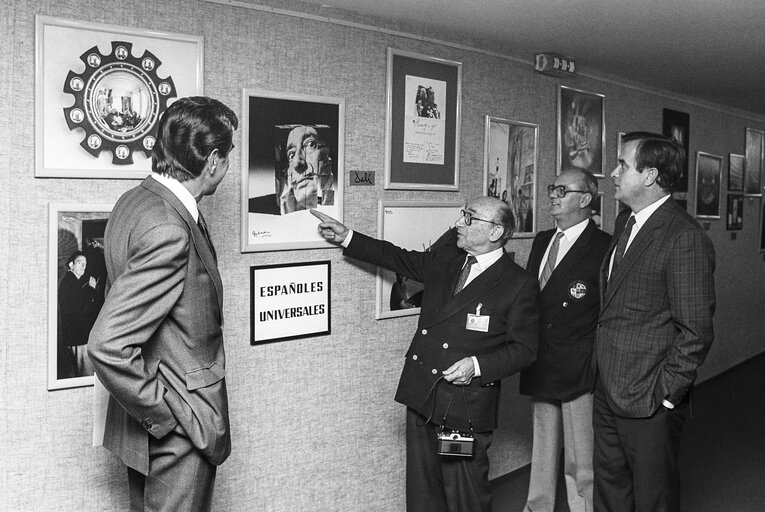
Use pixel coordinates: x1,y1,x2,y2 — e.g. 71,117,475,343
241,89,345,252
760,200,765,252
35,15,203,178
557,85,605,177
483,116,538,238
48,203,112,390
662,109,690,193
728,153,745,191
250,261,330,344
726,193,744,230
745,128,764,197
695,152,723,219
590,192,604,229
376,201,462,319
384,48,462,190
616,131,625,163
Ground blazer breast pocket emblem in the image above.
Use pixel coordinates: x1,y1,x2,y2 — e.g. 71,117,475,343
568,281,588,300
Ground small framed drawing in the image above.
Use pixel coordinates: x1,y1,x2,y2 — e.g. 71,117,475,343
35,15,203,178
241,89,345,252
558,85,605,177
483,116,538,237
250,261,331,344
616,131,625,164
728,153,745,191
663,109,690,193
384,48,462,191
590,192,604,229
376,201,463,319
695,152,723,219
48,203,112,390
726,193,743,230
745,128,764,197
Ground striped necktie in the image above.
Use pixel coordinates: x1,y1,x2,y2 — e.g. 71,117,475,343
453,256,477,295
609,215,636,282
539,231,564,289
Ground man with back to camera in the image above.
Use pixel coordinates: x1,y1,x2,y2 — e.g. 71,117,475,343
88,96,238,512
594,132,715,512
311,197,540,512
520,168,611,512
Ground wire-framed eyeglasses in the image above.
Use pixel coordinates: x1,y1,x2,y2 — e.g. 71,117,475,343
546,185,589,198
460,209,499,227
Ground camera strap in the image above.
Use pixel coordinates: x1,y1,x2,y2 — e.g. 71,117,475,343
441,386,475,436
416,375,445,427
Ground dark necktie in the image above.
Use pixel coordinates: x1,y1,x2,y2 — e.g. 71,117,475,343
539,231,564,289
609,215,635,282
453,256,477,295
197,211,217,263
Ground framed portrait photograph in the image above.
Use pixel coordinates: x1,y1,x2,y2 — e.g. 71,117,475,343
241,89,345,252
35,16,203,178
483,116,538,238
384,48,462,191
745,128,764,197
728,153,745,191
662,109,690,193
557,85,605,177
726,193,744,230
376,201,463,320
695,152,723,219
48,203,112,390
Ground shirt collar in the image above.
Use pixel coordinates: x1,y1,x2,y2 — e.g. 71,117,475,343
150,173,199,222
472,247,505,270
633,193,671,230
556,217,589,242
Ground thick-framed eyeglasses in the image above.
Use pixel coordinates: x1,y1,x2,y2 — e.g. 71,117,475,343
546,185,589,198
460,209,498,227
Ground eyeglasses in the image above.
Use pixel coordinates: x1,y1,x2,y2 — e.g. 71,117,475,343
546,185,589,198
460,209,498,227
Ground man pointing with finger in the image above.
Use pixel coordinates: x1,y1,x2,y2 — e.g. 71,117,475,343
312,197,539,512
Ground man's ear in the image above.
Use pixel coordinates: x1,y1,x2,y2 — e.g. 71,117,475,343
643,167,659,186
489,224,504,243
207,149,220,174
580,192,593,209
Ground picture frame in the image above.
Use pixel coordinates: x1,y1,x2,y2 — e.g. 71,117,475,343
250,261,331,344
616,131,625,164
48,203,113,390
745,128,764,197
384,48,462,191
760,200,765,252
695,152,723,219
662,109,690,193
728,153,745,191
483,116,538,238
590,192,604,229
726,193,743,230
376,201,463,319
35,15,203,178
557,85,605,177
241,89,345,252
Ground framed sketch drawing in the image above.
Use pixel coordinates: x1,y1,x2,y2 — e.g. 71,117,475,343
48,203,112,390
726,194,743,230
558,86,605,177
384,48,461,190
241,89,345,252
745,128,764,197
35,15,203,178
376,201,462,319
695,152,723,219
484,116,538,237
663,109,690,193
728,153,745,191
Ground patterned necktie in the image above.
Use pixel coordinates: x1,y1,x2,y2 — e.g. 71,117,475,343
609,215,635,282
453,256,477,295
539,231,564,289
198,212,217,263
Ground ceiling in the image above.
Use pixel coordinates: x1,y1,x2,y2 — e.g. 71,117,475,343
298,0,765,118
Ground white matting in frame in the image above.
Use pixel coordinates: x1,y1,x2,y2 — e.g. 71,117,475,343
35,15,203,178
376,201,463,320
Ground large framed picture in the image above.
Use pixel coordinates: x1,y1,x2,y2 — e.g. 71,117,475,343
376,201,462,319
726,193,744,230
483,116,538,237
48,203,112,390
760,200,765,252
695,152,723,219
241,89,345,252
250,261,331,344
35,15,203,178
745,128,764,197
384,48,461,191
663,109,690,193
728,153,745,191
557,85,605,177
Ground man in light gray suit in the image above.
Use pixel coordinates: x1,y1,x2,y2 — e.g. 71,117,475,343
88,97,238,511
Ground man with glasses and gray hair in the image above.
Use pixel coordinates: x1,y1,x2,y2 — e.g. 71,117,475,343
311,197,539,512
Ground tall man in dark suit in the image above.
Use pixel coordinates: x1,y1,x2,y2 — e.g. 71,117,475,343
594,132,716,512
88,97,238,512
312,197,539,512
520,168,611,512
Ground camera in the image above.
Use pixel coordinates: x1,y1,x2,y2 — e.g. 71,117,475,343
436,429,474,457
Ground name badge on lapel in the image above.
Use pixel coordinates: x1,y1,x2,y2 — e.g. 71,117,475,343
466,303,490,332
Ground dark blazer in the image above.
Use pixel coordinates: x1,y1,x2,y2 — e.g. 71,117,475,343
596,198,715,417
520,220,611,401
345,228,539,433
88,177,229,475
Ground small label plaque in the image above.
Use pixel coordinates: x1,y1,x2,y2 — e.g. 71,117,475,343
350,170,375,186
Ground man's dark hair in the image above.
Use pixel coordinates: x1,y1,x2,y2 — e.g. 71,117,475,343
622,131,684,192
152,96,239,181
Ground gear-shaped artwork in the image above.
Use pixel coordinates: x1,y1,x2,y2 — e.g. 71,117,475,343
63,41,177,165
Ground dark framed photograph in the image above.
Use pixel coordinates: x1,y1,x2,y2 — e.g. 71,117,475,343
728,153,745,191
241,89,345,252
557,85,605,177
48,203,112,390
695,152,723,219
760,200,765,252
663,109,690,193
745,128,764,197
384,48,462,190
726,193,743,230
250,261,331,344
483,116,538,237
590,192,603,229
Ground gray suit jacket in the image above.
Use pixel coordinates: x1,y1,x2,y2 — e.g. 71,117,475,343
88,177,229,474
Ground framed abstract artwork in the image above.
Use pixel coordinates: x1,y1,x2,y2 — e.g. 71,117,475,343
745,128,764,197
558,86,605,177
663,109,690,193
728,153,744,191
695,152,723,219
726,193,743,230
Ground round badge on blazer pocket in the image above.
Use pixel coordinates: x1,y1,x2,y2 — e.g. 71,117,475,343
568,281,588,300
